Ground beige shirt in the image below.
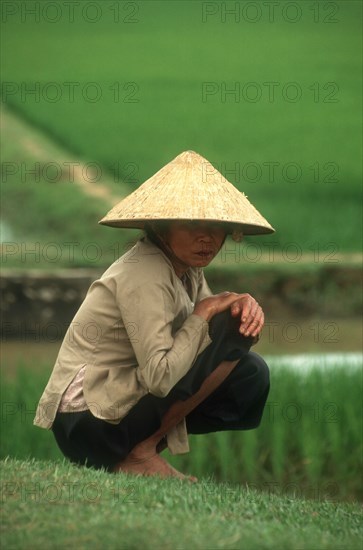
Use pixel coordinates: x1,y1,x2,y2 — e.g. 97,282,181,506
33,237,213,454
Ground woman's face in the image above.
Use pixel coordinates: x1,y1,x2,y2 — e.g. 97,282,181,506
161,221,227,274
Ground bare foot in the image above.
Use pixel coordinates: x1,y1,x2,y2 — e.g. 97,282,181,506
113,453,197,482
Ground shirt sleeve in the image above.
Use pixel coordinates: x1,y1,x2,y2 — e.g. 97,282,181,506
117,278,212,398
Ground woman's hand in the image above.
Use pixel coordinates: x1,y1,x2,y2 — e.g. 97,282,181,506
230,293,264,338
193,292,241,323
194,292,264,339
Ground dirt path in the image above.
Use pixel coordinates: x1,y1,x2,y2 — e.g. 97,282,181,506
1,105,120,203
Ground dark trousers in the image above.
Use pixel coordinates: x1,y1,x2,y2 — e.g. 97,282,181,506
52,311,270,471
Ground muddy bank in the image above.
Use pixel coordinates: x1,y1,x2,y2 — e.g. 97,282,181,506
1,266,361,339
208,265,362,318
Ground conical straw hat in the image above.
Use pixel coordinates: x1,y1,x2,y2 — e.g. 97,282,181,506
99,151,274,235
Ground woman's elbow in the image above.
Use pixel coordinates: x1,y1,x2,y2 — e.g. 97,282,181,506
143,362,174,398
147,378,172,399
139,355,178,398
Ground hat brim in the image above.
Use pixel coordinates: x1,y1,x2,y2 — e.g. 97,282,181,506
98,217,275,236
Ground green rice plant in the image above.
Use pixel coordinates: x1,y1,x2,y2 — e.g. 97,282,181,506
269,413,287,482
214,430,237,481
186,434,209,479
1,360,362,501
239,430,259,482
1,364,63,461
300,404,323,484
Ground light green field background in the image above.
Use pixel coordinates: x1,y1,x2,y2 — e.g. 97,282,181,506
1,0,362,263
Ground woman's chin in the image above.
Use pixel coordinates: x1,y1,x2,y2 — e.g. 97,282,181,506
192,256,215,267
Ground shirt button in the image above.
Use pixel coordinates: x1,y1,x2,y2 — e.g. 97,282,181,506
191,302,194,307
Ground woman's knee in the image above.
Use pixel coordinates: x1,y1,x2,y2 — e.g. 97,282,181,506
232,351,269,393
208,310,254,353
247,351,270,389
208,310,234,338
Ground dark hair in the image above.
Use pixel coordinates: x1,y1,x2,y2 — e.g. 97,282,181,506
142,222,174,259
143,222,168,242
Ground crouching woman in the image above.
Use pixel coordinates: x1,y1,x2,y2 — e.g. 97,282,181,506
34,151,274,481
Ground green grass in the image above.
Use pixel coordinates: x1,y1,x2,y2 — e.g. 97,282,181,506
1,458,362,550
1,1,362,260
2,361,362,502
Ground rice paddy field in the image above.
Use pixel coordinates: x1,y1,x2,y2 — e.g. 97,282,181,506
2,355,362,503
1,0,362,267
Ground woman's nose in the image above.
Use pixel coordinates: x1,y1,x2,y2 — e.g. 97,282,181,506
195,227,214,240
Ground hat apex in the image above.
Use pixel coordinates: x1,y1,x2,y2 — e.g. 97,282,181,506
99,150,274,235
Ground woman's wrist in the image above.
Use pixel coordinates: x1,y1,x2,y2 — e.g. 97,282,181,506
193,312,209,323
193,308,213,323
